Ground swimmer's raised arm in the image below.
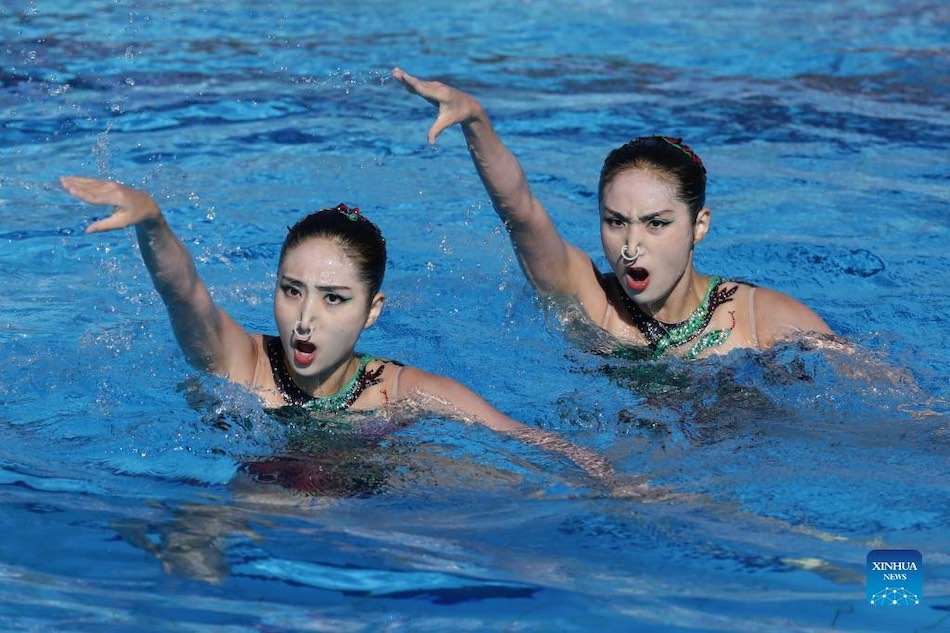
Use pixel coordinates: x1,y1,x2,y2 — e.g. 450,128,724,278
60,176,256,379
395,365,618,483
393,68,597,300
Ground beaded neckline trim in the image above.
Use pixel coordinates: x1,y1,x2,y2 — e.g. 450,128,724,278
619,276,737,360
265,336,383,411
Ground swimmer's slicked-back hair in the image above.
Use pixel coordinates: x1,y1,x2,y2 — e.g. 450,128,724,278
279,204,387,299
599,136,707,220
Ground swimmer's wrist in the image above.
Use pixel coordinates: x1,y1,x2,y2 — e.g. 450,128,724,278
138,207,167,230
461,103,490,129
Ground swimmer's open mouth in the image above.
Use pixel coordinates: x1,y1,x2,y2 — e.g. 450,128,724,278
295,341,316,354
627,267,648,282
625,267,649,292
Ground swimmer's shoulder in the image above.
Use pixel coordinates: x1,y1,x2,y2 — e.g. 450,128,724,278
244,334,291,407
369,362,481,406
740,284,832,347
552,257,622,331
359,356,411,408
356,359,485,413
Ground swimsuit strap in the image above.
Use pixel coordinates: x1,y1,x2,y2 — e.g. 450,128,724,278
264,335,384,411
748,286,759,348
388,364,405,403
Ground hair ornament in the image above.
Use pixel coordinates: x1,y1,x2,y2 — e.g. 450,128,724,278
335,203,361,221
659,136,705,170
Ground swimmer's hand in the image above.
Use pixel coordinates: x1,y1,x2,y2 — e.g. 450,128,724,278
60,176,161,234
392,67,487,144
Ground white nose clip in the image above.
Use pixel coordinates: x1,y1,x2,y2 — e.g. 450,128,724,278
621,244,640,264
294,321,312,339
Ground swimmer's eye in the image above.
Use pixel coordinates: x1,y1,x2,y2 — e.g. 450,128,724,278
325,293,350,305
280,284,302,297
603,216,626,228
647,218,673,229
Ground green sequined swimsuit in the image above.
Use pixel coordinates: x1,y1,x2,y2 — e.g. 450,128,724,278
617,276,740,361
264,335,384,412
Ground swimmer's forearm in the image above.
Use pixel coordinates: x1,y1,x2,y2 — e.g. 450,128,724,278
460,117,536,228
135,215,202,304
134,214,226,371
460,116,577,296
404,372,615,482
507,426,614,482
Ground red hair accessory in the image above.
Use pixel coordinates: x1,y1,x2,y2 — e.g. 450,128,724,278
661,136,704,166
335,203,361,221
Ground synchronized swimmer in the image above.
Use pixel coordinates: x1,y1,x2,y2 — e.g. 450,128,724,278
393,67,832,360
61,176,621,491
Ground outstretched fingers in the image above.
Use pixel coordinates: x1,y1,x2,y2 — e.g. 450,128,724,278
392,67,446,144
391,67,438,102
61,176,160,234
60,176,122,206
392,67,481,144
428,111,458,145
83,213,136,235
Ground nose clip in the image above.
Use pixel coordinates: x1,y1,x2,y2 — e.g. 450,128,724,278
621,244,641,264
294,320,312,340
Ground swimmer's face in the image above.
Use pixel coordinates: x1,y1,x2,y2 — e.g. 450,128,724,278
273,237,383,389
600,168,709,308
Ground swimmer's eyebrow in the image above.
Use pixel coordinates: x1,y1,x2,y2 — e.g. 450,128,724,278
279,275,353,292
636,209,676,222
602,206,675,221
602,206,632,220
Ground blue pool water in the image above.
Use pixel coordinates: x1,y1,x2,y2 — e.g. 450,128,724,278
2,0,948,630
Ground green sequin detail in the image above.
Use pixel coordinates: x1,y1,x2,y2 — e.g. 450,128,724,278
681,327,731,361
642,276,734,360
304,354,375,413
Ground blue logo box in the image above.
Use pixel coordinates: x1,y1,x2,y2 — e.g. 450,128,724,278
866,549,922,606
